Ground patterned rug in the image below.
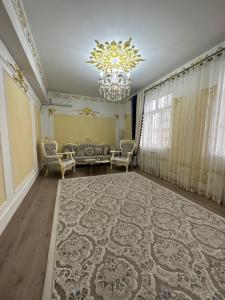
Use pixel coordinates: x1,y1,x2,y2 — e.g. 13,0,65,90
42,172,225,300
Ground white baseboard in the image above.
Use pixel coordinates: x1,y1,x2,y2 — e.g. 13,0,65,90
0,167,40,236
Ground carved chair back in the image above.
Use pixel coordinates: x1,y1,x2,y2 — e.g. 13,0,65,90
40,140,59,164
120,140,136,158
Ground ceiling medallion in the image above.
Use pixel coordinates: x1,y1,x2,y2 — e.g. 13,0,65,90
87,38,144,102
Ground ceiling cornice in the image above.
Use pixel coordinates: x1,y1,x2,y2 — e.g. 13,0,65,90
141,41,225,95
1,0,47,102
8,0,48,92
48,91,110,103
48,91,130,104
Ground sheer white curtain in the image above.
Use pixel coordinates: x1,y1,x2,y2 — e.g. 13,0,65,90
140,52,225,205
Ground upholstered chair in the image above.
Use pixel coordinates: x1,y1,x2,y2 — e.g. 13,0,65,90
111,140,136,172
40,139,75,179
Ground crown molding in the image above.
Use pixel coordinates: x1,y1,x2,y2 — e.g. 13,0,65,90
2,0,48,99
11,0,47,89
48,91,130,104
49,91,112,104
142,41,225,95
0,38,41,107
2,0,133,103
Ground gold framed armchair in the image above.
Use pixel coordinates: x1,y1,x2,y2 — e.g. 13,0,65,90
40,139,75,179
111,140,136,172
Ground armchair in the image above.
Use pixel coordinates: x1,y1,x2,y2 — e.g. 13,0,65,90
40,139,75,179
111,140,136,172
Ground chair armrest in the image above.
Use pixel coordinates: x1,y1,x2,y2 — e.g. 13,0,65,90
58,151,74,155
46,155,58,158
110,150,121,159
58,151,75,160
45,154,63,164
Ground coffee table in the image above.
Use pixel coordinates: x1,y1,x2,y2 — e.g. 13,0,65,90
94,159,111,174
80,159,110,175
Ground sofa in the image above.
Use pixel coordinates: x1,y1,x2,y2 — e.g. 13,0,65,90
63,141,112,164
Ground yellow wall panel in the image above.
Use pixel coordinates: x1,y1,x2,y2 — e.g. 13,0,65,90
0,142,6,206
124,114,132,139
53,114,115,149
4,73,35,189
34,105,42,166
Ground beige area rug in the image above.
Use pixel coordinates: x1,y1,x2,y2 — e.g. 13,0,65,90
42,172,225,300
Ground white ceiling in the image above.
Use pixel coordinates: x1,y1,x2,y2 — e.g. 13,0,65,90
22,0,225,98
0,2,46,99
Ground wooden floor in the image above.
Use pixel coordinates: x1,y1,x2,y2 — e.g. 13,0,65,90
0,166,225,300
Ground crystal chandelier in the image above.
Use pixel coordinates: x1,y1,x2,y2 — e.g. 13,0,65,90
87,38,144,102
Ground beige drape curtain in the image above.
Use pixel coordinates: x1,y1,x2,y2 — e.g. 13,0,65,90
140,52,225,205
135,90,145,147
133,91,145,167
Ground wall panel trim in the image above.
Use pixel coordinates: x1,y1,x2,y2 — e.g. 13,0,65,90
0,38,42,235
0,167,40,235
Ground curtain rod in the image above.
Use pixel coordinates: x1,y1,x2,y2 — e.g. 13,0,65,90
144,46,225,94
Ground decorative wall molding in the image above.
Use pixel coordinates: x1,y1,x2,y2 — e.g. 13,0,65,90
48,91,130,104
48,108,57,117
74,106,99,116
0,167,40,235
0,38,42,235
45,104,122,118
8,62,28,93
113,114,119,120
48,91,108,104
11,0,47,91
0,39,41,108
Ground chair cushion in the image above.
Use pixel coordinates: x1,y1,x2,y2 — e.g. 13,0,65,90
48,159,75,168
94,147,103,155
48,159,59,166
103,146,110,155
61,159,75,168
76,147,85,156
84,147,94,156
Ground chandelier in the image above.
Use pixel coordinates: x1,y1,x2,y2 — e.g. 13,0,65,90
87,38,144,102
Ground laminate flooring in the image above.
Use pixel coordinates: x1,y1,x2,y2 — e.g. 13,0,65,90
0,166,224,300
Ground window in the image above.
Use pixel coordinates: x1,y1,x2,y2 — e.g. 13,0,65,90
143,94,172,150
204,86,225,158
215,122,225,157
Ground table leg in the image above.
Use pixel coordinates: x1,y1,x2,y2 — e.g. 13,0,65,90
88,164,94,176
92,164,95,176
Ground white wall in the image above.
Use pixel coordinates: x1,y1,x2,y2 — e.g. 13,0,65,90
124,100,131,115
42,95,130,147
